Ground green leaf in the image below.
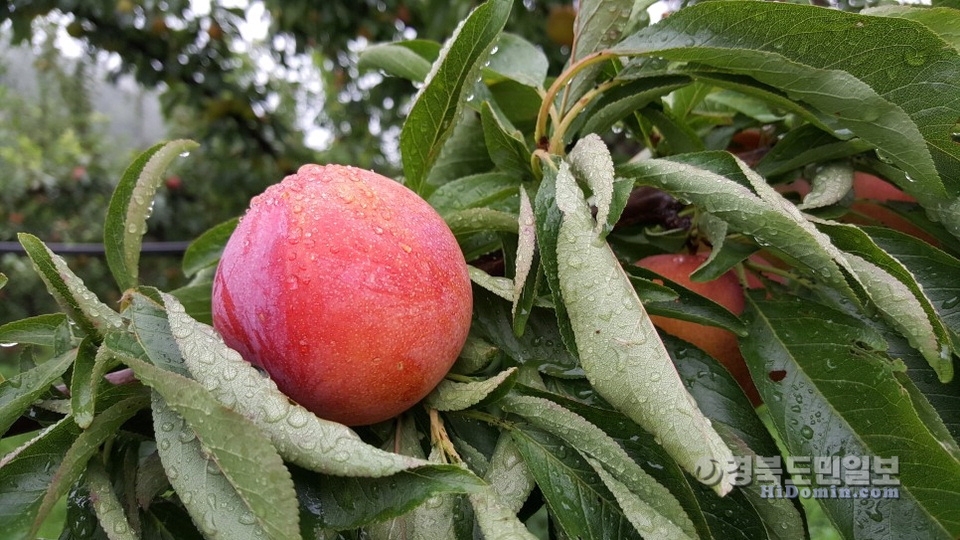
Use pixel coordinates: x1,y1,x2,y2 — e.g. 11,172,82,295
0,349,75,436
445,207,519,236
480,101,532,181
742,296,960,539
86,460,137,540
565,0,636,108
818,221,954,381
510,426,643,539
503,395,697,539
159,292,429,477
427,172,519,214
69,337,101,429
181,218,238,278
616,1,960,230
149,391,298,540
400,0,511,194
482,434,535,514
864,6,960,53
423,112,495,192
425,368,517,411
4,395,147,539
103,139,198,291
294,464,485,531
579,76,689,137
0,314,69,347
0,417,82,538
169,283,214,326
629,262,751,337
512,188,537,318
128,351,298,540
358,40,441,82
17,233,122,339
451,335,499,375
483,32,548,88
619,153,856,299
469,485,538,540
533,158,578,355
798,162,854,210
470,286,581,378
553,160,735,495
755,124,874,178
568,134,616,236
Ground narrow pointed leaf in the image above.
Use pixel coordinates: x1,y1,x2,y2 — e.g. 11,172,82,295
427,172,519,214
503,395,698,538
181,218,238,278
483,434,535,514
553,161,735,495
513,188,536,315
86,460,137,540
129,359,299,540
481,101,532,181
469,486,538,540
742,296,960,539
425,368,517,411
0,348,75,436
159,292,429,476
104,139,198,291
400,0,511,194
568,134,615,235
0,314,69,347
358,40,441,83
18,233,122,338
32,395,148,538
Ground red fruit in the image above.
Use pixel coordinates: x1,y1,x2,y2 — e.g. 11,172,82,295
164,176,182,191
636,253,761,405
212,164,473,425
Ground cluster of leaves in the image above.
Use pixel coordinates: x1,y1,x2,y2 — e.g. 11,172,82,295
3,0,960,539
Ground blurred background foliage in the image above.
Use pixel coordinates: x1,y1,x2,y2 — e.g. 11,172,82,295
0,0,580,324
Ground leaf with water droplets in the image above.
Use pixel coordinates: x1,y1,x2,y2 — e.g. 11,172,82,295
0,314,69,348
565,0,638,110
0,347,75,436
159,292,430,477
427,172,519,215
798,162,854,210
400,0,511,194
30,395,147,539
0,417,80,538
615,2,960,235
503,395,697,538
817,221,955,382
358,39,440,83
513,188,537,318
553,162,735,495
70,337,105,429
86,459,137,540
568,134,616,236
469,484,539,540
445,207,519,237
425,368,517,412
126,357,298,540
619,152,858,301
483,434,535,514
17,233,122,339
509,425,643,539
742,295,960,540
481,101,532,181
104,139,198,291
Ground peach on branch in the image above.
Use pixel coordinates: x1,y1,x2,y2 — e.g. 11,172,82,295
212,164,472,426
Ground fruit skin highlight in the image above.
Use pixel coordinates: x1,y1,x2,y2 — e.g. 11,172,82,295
636,253,761,405
212,164,473,426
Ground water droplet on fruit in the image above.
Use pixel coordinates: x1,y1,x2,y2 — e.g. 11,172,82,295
286,276,299,291
399,243,412,253
374,226,384,235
